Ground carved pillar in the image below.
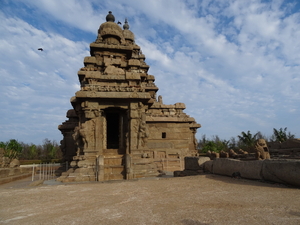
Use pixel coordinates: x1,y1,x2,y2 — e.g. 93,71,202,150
129,102,141,151
119,113,123,151
103,112,107,149
95,110,103,155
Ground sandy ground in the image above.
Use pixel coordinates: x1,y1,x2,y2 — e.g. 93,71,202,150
0,174,299,225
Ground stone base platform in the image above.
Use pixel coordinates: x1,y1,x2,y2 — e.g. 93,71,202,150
0,167,32,185
176,157,300,187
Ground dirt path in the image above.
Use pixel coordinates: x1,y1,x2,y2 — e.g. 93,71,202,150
0,174,299,225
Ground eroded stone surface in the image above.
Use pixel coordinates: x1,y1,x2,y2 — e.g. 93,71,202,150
58,12,200,182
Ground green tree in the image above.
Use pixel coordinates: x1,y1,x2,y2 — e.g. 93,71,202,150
198,135,230,153
0,139,23,160
197,134,208,150
41,139,61,160
271,127,295,143
237,131,259,150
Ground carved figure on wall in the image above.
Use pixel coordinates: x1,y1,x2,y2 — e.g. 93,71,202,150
79,120,96,150
192,129,198,149
255,139,271,160
79,124,88,149
73,126,83,156
138,121,149,148
93,109,101,117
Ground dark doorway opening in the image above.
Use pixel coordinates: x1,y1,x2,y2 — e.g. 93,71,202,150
106,112,119,149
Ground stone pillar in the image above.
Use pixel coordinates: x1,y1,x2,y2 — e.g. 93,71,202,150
125,154,132,180
129,102,140,151
95,112,103,155
97,155,105,181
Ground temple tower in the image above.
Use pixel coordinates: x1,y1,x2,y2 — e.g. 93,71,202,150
58,12,200,182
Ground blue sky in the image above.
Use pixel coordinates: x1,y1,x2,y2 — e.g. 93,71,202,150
1,0,299,144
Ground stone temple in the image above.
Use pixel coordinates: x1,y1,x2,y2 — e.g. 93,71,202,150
58,11,201,182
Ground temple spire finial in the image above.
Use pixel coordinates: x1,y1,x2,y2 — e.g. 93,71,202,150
123,18,129,30
106,11,115,22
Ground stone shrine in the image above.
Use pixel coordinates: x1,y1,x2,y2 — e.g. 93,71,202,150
58,12,201,182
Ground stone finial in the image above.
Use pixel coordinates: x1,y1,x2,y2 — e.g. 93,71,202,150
106,11,115,22
158,95,163,104
123,18,129,30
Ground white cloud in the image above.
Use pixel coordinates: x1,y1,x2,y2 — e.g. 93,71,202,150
0,12,89,144
0,0,299,144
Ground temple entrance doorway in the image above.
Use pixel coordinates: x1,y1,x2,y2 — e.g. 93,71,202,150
103,108,127,180
106,112,119,149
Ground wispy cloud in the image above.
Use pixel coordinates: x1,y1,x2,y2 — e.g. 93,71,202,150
0,0,299,144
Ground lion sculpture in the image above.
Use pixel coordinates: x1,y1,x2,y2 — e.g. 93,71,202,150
255,139,270,160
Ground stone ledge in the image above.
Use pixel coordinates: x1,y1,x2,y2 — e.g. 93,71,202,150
203,158,300,187
212,158,263,180
0,167,32,179
0,173,32,185
261,159,300,187
184,157,210,170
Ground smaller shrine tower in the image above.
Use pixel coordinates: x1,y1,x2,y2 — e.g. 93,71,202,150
58,12,200,182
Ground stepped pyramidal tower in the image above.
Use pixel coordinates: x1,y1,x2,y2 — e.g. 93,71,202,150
58,11,201,182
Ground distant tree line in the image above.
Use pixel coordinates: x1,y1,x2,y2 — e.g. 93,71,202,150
0,127,296,159
198,127,296,153
0,138,62,161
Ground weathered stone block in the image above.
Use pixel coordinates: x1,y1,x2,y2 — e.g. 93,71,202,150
0,169,10,178
84,56,96,64
126,72,140,80
204,160,214,173
128,59,140,66
133,158,154,164
212,158,264,180
8,168,21,176
147,142,173,149
9,159,20,167
184,157,210,170
261,159,300,187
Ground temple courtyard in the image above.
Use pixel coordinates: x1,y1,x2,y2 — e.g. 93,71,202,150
0,174,299,225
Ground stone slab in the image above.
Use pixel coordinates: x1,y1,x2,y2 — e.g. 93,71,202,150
261,159,300,186
184,157,210,170
212,158,263,180
203,160,214,173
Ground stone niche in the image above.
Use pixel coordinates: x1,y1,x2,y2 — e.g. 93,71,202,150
58,11,201,182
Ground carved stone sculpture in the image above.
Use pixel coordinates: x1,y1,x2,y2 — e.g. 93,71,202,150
207,151,219,160
138,121,149,148
220,150,229,158
237,149,248,155
228,149,238,158
255,139,271,160
73,126,83,156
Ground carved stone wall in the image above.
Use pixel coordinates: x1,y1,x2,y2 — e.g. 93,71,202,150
58,12,201,182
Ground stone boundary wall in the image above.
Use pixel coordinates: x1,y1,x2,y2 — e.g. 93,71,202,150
0,167,32,185
269,139,300,157
204,158,300,187
180,157,300,187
